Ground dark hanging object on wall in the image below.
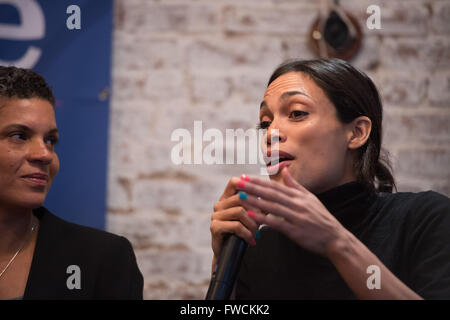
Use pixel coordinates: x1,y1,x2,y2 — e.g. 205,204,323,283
309,0,362,60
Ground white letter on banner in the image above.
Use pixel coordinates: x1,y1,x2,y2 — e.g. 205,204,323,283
0,0,45,68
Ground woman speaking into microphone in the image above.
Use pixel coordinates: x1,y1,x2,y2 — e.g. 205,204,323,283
210,59,450,299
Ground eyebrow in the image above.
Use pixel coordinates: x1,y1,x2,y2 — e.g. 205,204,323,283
3,124,59,135
260,90,311,109
280,90,311,101
260,101,268,109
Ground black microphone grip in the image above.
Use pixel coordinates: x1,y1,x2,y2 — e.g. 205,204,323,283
205,234,247,300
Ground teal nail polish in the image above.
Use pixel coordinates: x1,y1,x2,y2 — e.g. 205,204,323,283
239,191,248,200
256,230,260,240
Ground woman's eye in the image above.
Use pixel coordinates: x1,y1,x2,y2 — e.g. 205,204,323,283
10,133,27,140
289,110,309,119
45,136,59,146
256,121,271,130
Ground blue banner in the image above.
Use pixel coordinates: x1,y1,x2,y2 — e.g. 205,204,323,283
0,0,113,229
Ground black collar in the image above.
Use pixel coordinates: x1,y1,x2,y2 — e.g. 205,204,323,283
315,181,377,229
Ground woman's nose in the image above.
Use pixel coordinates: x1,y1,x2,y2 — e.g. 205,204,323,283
266,121,286,146
27,139,52,164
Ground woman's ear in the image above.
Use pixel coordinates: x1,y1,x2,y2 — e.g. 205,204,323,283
347,116,372,150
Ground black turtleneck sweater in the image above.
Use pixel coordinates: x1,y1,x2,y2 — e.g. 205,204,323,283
235,182,450,299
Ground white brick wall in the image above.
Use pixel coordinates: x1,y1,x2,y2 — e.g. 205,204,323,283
108,0,450,299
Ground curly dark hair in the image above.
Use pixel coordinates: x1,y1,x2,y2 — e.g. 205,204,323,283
0,66,55,106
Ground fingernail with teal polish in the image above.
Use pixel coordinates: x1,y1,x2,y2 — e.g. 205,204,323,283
256,230,260,240
239,192,248,200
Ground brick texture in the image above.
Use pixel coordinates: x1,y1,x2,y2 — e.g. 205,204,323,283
108,0,450,299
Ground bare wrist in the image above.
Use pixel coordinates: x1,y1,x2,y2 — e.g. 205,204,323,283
325,229,354,262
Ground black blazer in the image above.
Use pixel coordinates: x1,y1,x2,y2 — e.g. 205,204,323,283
23,207,143,299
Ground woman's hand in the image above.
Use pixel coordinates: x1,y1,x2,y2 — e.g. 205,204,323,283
210,177,260,268
237,168,423,299
236,167,348,258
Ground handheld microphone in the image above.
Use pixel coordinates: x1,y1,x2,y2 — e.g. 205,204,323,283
205,234,247,300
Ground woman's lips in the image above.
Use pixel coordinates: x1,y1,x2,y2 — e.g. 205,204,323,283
266,150,295,159
266,160,293,175
265,149,295,175
22,173,48,187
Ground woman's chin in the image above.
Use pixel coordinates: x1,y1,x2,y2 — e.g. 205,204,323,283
16,195,46,210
